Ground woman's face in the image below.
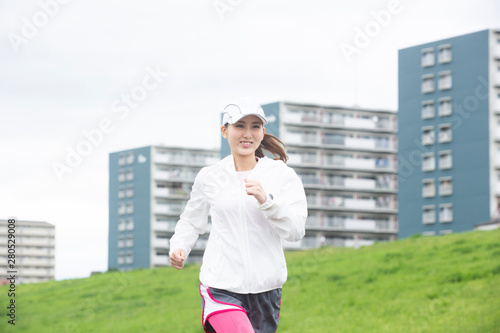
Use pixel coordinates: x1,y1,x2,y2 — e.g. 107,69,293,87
221,115,265,158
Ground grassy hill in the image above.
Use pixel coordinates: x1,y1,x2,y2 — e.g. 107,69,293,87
2,228,500,332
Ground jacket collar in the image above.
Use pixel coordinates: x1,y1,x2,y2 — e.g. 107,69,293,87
217,155,277,177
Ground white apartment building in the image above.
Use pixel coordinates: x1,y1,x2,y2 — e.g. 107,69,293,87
261,101,399,248
0,220,55,284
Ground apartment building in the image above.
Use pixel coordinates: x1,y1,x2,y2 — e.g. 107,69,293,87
0,219,55,284
398,29,500,238
221,101,399,249
108,146,219,271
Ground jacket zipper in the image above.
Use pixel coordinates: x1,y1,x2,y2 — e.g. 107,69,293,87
239,179,252,291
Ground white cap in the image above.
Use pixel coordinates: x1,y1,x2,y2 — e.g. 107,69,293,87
221,98,268,126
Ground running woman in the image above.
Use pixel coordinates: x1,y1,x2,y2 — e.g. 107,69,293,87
169,99,308,333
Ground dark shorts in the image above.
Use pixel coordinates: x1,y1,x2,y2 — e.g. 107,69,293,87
199,283,282,333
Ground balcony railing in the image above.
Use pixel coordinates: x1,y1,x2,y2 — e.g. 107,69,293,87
308,217,395,232
154,204,185,215
153,222,177,232
154,188,189,198
316,197,395,210
284,111,395,131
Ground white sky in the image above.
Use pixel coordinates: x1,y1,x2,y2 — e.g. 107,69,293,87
1,0,499,281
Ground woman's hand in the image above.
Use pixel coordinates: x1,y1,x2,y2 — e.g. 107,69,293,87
170,249,186,270
244,179,267,205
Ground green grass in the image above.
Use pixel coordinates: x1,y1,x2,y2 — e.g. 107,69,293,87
2,229,500,332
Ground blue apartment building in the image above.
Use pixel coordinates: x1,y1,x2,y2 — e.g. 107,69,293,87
108,146,219,271
398,29,500,238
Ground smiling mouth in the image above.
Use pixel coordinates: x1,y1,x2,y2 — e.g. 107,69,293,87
240,141,253,147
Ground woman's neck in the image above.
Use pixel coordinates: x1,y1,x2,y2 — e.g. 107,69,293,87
233,154,258,171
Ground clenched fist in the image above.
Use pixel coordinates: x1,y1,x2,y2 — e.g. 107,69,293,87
170,248,186,270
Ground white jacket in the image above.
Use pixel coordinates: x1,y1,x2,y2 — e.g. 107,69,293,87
169,155,308,293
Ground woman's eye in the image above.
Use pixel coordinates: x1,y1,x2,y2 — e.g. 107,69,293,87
235,124,244,128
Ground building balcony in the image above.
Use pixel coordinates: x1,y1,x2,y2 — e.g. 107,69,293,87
309,197,396,212
13,237,55,247
289,155,396,172
14,228,55,237
155,154,219,166
152,254,169,266
287,154,319,166
154,170,198,182
291,236,377,249
495,100,500,113
494,45,500,59
300,175,396,192
153,221,177,232
153,188,189,198
16,267,54,278
321,136,395,151
16,257,55,267
494,72,500,87
307,217,396,233
154,204,185,215
15,247,55,257
284,110,396,132
152,238,169,249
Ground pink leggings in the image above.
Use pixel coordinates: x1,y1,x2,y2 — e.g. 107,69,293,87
208,310,255,333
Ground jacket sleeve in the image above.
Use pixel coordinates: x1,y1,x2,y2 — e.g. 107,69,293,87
259,165,308,242
169,168,210,257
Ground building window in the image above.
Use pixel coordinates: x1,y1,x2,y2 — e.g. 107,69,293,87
422,179,436,198
118,186,126,199
422,127,435,145
421,48,435,67
126,185,134,198
440,229,453,235
439,151,453,169
118,236,125,248
126,235,134,247
126,218,134,230
119,154,127,166
439,177,453,196
438,44,452,64
439,124,452,143
438,97,452,116
118,219,126,231
118,202,126,215
422,100,435,119
118,252,125,265
422,74,435,93
422,231,436,236
118,170,126,182
126,152,134,165
126,202,134,214
126,252,134,264
439,204,453,223
423,205,436,224
126,169,134,181
422,153,435,172
438,71,452,90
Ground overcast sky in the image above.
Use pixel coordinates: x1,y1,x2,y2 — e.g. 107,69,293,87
1,0,499,281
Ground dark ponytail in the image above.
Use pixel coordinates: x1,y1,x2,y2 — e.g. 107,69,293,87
256,133,288,163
